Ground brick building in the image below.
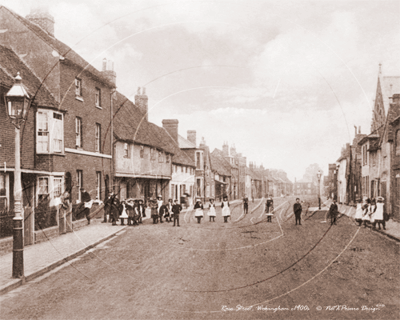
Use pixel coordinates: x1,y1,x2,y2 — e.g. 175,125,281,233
388,94,400,220
0,6,115,243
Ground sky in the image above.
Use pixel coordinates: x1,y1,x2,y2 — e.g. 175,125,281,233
1,0,399,181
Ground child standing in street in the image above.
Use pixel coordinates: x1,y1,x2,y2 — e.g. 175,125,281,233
362,198,371,227
354,198,364,226
194,199,204,223
373,196,386,230
221,196,230,223
208,198,216,222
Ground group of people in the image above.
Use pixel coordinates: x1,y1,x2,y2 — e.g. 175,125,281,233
355,197,386,229
149,196,182,226
193,196,231,223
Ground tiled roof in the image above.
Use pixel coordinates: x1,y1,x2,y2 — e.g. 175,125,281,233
210,150,231,176
3,6,115,89
113,92,194,167
0,45,58,108
178,135,196,148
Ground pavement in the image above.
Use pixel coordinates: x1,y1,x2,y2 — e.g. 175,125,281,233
0,219,127,295
0,199,244,296
316,201,400,242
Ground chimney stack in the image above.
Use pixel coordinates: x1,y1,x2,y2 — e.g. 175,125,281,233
162,119,179,142
230,144,237,157
187,130,196,147
200,137,206,147
101,58,116,87
26,5,55,37
222,142,229,156
135,87,148,121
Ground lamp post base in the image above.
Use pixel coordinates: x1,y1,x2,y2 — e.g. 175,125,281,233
12,217,24,279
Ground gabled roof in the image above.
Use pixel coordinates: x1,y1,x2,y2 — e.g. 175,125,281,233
112,92,195,167
2,6,115,89
178,135,196,149
0,45,58,108
212,148,238,169
210,150,231,176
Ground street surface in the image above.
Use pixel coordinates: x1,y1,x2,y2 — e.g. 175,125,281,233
1,197,399,320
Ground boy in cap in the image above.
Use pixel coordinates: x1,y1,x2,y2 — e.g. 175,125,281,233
172,199,182,227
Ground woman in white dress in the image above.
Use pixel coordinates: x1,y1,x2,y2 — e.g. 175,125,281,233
157,195,164,223
373,197,386,230
221,196,231,223
362,198,371,227
354,198,364,226
194,199,204,223
208,198,216,222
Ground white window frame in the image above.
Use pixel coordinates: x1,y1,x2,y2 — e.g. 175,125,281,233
76,117,82,148
0,173,10,211
123,143,129,158
36,110,64,154
96,171,101,200
37,176,49,201
95,123,101,153
75,78,82,97
53,176,63,198
95,87,101,108
77,170,83,203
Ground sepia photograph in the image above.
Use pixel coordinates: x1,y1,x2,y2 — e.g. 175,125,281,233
0,0,399,319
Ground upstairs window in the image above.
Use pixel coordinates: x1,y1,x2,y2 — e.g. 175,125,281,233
95,123,101,153
362,145,368,166
36,110,63,154
166,154,170,163
95,88,101,108
158,151,164,163
123,143,129,158
150,148,156,162
140,146,144,158
75,78,82,97
75,117,82,148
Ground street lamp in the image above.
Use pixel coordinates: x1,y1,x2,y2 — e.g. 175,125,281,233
5,72,31,279
317,170,322,210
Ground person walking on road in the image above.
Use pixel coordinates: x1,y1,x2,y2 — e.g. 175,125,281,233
266,196,274,222
354,198,364,226
328,199,338,225
103,193,113,223
81,188,91,225
221,196,231,223
137,199,145,223
373,196,386,230
208,198,216,222
243,195,249,214
172,199,182,227
150,197,159,224
194,199,204,223
110,194,121,226
293,198,302,226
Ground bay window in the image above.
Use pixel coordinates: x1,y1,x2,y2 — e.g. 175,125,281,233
36,110,63,154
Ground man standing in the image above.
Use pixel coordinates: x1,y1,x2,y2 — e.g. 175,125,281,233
172,199,182,227
243,195,249,214
329,199,339,225
81,188,91,224
166,198,173,222
103,192,113,223
293,198,302,226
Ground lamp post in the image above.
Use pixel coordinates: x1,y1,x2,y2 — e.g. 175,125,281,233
317,170,322,210
5,72,31,279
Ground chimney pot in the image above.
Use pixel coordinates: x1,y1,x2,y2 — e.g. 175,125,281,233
135,87,148,121
26,5,55,36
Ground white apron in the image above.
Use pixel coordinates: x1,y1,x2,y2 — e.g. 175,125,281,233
222,201,230,217
369,205,376,223
195,208,204,217
354,203,363,220
208,204,216,217
373,203,384,221
157,200,163,216
362,205,370,221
